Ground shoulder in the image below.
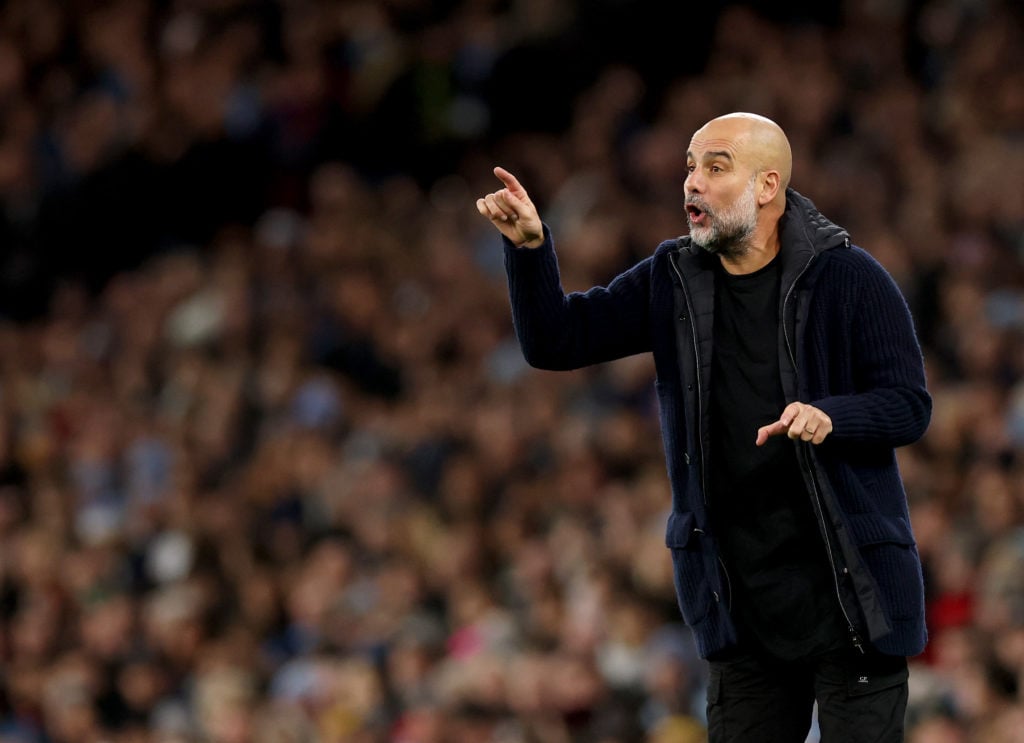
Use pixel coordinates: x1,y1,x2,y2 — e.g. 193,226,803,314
818,244,896,284
814,244,913,318
653,238,683,260
638,238,685,279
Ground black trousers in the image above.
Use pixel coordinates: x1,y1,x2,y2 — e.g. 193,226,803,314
706,645,909,743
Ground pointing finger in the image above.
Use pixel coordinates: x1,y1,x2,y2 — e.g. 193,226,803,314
494,166,526,196
756,420,787,446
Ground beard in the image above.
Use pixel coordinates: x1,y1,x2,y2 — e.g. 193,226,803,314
687,177,759,259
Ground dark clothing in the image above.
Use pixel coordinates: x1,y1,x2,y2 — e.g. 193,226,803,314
710,256,794,498
707,645,908,742
710,256,846,660
502,188,931,659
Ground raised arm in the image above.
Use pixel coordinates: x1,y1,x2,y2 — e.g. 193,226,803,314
475,167,654,370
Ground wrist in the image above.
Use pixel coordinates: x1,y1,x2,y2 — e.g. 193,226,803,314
517,225,546,249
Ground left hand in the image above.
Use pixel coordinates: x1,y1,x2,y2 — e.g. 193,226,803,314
756,402,833,446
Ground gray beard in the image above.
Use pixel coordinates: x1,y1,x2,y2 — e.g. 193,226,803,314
688,179,758,259
696,234,751,260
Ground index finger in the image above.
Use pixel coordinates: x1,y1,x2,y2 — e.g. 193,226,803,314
493,166,526,196
755,420,788,446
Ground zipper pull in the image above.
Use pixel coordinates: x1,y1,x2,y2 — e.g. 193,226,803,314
849,626,866,655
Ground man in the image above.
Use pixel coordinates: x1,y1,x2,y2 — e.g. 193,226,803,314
476,113,931,741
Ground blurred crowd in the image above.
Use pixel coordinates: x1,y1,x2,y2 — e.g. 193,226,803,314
0,0,1022,742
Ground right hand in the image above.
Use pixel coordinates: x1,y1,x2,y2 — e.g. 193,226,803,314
475,167,545,248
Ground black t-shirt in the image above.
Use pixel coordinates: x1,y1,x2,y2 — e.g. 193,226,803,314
709,254,845,660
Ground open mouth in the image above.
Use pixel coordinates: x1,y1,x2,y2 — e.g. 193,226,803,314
686,204,707,225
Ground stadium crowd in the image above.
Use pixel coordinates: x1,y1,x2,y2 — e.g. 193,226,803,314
0,0,1022,741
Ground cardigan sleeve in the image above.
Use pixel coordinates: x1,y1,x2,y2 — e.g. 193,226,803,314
503,226,654,370
812,250,932,447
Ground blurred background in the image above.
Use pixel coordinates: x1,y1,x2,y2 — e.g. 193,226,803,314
0,0,1022,741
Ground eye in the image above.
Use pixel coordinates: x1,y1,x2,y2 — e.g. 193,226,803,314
710,165,722,173
686,164,696,173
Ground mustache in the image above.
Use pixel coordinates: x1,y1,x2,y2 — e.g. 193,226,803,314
685,197,714,217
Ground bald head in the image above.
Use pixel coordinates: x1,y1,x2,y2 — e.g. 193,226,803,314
691,112,792,198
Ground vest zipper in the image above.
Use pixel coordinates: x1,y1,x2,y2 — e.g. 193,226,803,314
668,252,708,506
717,555,733,611
670,252,731,611
783,253,866,654
692,527,733,610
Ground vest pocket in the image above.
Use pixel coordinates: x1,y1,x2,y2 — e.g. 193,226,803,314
665,511,711,626
858,541,924,622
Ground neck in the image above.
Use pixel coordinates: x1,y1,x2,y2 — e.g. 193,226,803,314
718,222,781,275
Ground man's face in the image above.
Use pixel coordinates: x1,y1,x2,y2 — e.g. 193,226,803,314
683,126,760,258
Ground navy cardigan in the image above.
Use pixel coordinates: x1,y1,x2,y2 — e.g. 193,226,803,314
503,189,932,659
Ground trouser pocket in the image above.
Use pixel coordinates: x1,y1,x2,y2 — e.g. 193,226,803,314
814,648,909,742
705,654,815,743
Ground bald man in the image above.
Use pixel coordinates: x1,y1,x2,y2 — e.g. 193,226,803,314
477,113,930,742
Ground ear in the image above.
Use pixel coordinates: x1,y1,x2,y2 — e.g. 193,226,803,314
759,171,780,206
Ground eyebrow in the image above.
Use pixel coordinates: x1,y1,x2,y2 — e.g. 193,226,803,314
686,150,734,161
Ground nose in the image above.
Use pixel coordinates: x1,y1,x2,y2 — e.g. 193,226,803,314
684,169,703,195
